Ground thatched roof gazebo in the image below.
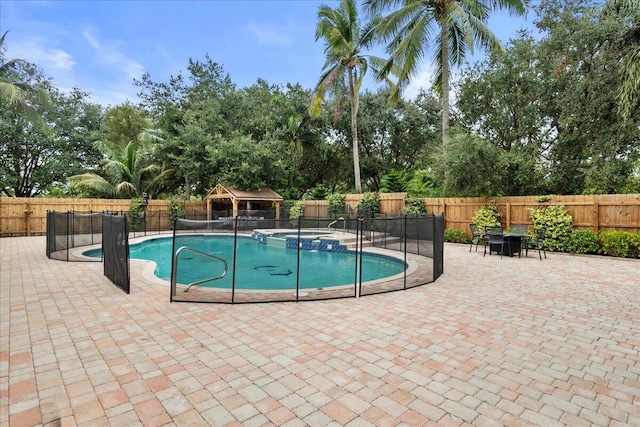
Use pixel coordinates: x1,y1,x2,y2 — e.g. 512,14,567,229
204,183,283,219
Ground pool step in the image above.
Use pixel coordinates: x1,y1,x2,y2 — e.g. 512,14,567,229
342,235,402,250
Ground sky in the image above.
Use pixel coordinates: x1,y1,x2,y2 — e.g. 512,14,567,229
1,1,538,108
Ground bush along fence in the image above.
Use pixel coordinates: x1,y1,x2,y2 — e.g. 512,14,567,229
446,203,640,259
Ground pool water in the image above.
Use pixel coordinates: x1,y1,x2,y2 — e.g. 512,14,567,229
87,235,406,290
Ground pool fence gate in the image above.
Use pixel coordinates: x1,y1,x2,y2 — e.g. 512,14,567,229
101,214,130,294
46,211,131,293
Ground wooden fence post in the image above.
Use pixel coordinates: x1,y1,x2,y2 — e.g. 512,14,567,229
442,201,447,228
24,203,32,236
593,201,599,233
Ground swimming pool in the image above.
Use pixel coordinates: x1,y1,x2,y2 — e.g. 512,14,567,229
87,234,406,290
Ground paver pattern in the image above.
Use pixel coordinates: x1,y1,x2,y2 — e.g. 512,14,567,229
1,235,639,426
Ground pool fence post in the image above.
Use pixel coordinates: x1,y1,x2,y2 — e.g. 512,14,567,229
403,215,408,290
232,218,238,303
295,217,301,302
66,211,71,262
356,218,362,298
169,218,177,302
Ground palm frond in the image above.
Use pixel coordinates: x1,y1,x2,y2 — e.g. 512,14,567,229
115,181,137,197
67,173,117,197
617,47,640,118
485,0,529,16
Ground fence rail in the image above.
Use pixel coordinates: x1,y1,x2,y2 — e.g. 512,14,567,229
2,193,639,237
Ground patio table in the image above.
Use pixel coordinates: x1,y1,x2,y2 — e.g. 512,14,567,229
501,232,530,257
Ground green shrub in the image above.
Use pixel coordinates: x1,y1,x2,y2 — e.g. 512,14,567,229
529,205,573,252
280,200,294,218
326,193,345,219
566,229,600,254
128,198,144,232
403,197,426,215
444,228,470,244
168,199,185,222
471,205,501,232
308,184,329,200
289,201,305,219
380,170,409,193
599,231,640,258
357,192,380,218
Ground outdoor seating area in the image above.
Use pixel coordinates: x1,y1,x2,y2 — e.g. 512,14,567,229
2,235,639,426
471,223,546,260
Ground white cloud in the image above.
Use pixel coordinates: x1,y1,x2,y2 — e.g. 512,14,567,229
242,20,293,47
82,27,145,80
6,37,76,71
403,63,437,101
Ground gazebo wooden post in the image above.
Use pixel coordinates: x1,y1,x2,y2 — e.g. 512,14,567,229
275,202,280,220
232,198,239,218
206,198,211,220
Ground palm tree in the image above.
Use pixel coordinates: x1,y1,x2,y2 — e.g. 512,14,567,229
0,32,50,119
366,0,529,146
609,0,640,118
310,0,393,193
68,130,172,198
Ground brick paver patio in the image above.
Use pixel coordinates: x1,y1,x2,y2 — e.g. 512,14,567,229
1,236,639,426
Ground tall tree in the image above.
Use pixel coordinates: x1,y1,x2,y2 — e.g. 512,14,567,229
0,32,50,120
310,0,389,193
101,103,150,150
332,88,441,190
366,0,529,149
68,130,172,198
1,57,102,197
607,0,640,118
456,0,640,195
135,57,239,198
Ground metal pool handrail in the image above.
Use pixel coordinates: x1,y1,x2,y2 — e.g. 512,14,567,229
328,217,346,231
172,246,228,292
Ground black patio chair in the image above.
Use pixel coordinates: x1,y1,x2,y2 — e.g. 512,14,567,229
484,226,506,258
523,229,547,260
469,223,486,252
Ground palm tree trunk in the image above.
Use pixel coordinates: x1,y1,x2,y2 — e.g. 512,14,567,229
441,20,451,195
348,69,362,193
441,21,451,146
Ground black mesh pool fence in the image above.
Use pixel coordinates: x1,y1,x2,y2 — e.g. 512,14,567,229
46,211,103,262
169,214,444,304
102,214,130,293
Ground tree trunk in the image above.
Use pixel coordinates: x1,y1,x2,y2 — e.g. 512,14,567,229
441,20,451,195
348,69,362,193
441,21,450,146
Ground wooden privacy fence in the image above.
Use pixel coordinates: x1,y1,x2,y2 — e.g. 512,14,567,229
2,193,639,236
299,194,640,234
0,198,207,237
422,194,640,234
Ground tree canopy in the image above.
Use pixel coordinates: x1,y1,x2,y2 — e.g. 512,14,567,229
2,0,638,200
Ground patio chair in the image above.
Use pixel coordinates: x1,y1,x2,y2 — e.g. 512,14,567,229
469,223,486,252
523,229,547,260
484,226,506,258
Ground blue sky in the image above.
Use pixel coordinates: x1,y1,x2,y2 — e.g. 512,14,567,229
2,1,537,107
